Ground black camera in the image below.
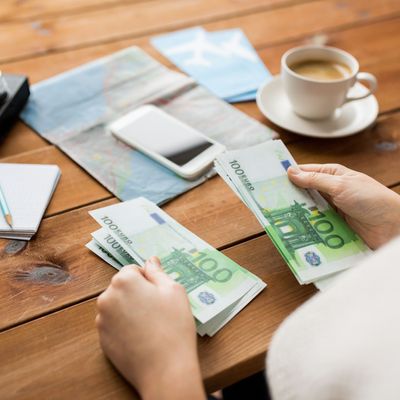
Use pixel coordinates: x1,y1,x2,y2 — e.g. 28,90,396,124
0,73,30,135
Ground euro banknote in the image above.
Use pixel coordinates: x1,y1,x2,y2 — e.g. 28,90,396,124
215,140,371,284
91,228,136,266
86,239,122,270
87,197,266,335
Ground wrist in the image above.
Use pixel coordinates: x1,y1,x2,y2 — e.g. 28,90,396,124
139,353,205,400
380,191,400,246
391,193,400,237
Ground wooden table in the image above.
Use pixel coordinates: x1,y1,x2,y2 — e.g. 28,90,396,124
1,1,399,398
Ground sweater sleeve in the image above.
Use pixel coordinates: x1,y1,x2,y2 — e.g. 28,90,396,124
267,236,400,400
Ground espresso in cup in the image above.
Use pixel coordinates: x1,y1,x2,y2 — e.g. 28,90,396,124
281,45,377,119
290,59,352,81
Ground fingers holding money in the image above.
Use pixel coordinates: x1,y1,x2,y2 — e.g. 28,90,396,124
295,163,349,175
288,164,344,197
144,256,174,286
101,265,149,304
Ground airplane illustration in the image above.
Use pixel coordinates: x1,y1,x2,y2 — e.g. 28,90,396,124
220,31,258,62
163,30,258,67
164,30,222,67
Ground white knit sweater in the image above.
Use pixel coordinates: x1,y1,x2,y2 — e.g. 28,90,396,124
267,236,400,400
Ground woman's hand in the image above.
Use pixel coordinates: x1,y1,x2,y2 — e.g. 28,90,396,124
96,257,205,400
288,164,400,249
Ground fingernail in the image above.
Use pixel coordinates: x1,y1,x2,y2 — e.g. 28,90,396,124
149,256,161,266
145,258,160,271
288,165,301,175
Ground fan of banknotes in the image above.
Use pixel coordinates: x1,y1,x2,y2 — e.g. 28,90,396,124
86,197,266,336
215,140,371,289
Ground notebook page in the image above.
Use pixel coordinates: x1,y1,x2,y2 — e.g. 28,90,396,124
0,164,61,233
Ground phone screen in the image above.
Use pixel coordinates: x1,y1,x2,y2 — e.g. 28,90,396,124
116,109,213,166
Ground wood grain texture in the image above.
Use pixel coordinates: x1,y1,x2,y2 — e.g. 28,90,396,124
0,0,303,22
0,110,397,332
0,0,309,62
289,112,400,187
0,122,49,158
3,110,400,230
0,0,399,63
0,0,399,395
0,146,111,216
0,198,115,331
0,13,398,159
2,118,397,330
0,0,149,21
3,7,400,85
0,178,265,330
0,15,398,160
0,235,315,398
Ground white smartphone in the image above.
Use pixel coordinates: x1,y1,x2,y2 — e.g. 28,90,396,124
109,105,226,180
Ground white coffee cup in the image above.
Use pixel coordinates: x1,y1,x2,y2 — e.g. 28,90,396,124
281,45,377,120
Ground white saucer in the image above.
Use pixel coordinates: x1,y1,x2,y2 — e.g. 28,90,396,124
256,75,379,138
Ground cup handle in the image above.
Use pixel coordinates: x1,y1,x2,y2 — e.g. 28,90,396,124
345,72,377,103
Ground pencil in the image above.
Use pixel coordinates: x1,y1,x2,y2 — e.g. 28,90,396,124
0,185,13,227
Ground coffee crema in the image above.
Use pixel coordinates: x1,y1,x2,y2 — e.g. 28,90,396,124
289,59,352,81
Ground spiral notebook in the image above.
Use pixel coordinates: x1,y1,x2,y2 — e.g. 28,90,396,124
0,164,61,240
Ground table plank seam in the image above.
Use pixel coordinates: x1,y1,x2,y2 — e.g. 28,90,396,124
0,0,157,24
389,183,400,190
252,12,400,56
44,195,114,219
0,0,312,24
0,141,54,162
379,106,400,117
1,4,398,66
0,293,101,333
1,93,397,165
218,231,266,252
0,234,270,333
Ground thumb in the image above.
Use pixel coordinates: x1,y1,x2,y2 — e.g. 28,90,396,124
144,256,172,286
288,166,339,196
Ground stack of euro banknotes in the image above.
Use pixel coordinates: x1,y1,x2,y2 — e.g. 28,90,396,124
86,197,266,337
215,140,371,289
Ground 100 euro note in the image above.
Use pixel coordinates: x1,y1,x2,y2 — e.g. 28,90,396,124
88,226,264,335
88,197,266,328
89,226,264,335
215,140,371,284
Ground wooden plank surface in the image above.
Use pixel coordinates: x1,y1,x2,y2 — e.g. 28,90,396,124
0,4,398,333
0,0,399,396
0,0,399,63
0,106,398,329
0,0,147,21
0,17,398,165
0,146,111,216
288,112,400,186
0,182,263,330
0,199,115,331
2,0,399,73
0,0,310,62
3,110,400,226
0,235,315,398
0,14,398,162
0,122,48,158
0,0,297,22
1,114,399,329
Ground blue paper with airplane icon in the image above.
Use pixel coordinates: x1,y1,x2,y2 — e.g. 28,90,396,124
151,27,271,102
